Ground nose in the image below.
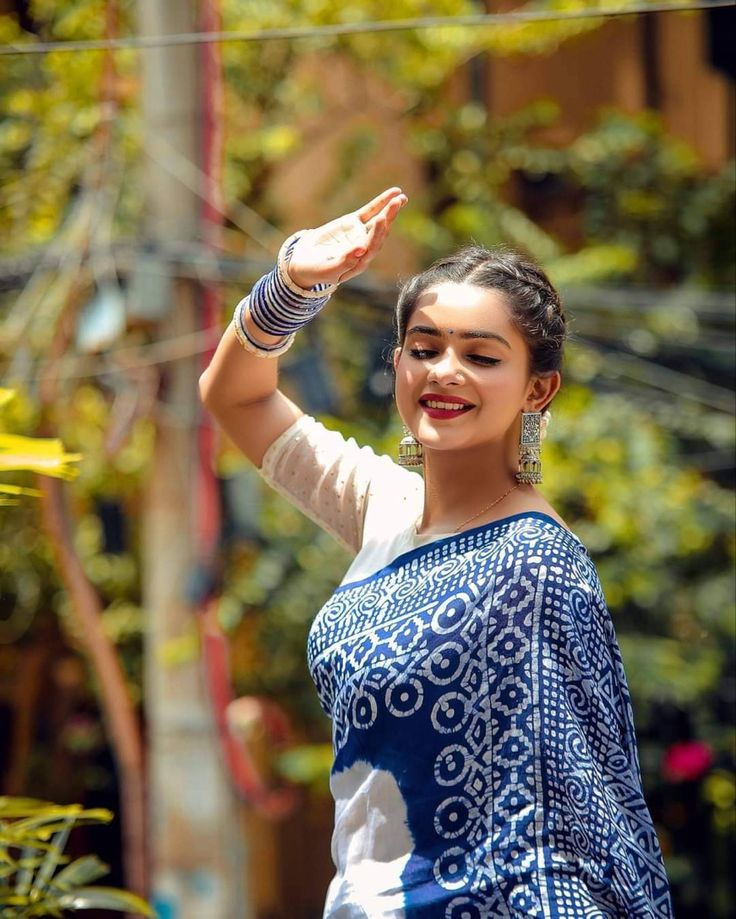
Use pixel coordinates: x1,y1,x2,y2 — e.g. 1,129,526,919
426,349,464,386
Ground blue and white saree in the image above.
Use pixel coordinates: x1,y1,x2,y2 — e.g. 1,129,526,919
261,416,673,919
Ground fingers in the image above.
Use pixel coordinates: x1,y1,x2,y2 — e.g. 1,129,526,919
379,192,406,230
360,194,404,251
336,189,407,283
356,187,405,224
337,219,388,283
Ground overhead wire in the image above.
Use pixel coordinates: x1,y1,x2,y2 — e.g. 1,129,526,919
1,242,735,326
143,135,282,255
0,1,734,56
1,3,732,428
4,143,732,401
13,304,735,414
572,339,736,412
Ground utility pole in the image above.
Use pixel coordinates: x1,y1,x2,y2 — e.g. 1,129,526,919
136,3,247,916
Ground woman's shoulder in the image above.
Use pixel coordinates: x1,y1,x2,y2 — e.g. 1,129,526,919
501,513,606,598
500,512,594,569
259,413,420,556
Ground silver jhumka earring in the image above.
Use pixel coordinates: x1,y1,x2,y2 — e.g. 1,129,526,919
516,411,543,484
397,426,423,467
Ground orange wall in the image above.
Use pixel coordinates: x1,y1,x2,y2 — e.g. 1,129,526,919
488,11,733,168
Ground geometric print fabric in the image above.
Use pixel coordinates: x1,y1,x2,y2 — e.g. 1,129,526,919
308,513,673,918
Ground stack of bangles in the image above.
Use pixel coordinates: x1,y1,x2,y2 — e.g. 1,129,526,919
232,232,337,358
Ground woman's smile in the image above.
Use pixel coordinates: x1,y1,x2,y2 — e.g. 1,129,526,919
419,392,476,420
394,281,535,454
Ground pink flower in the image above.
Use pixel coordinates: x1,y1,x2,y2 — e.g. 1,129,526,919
661,740,714,783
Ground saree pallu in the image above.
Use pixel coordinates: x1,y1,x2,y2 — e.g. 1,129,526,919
308,513,673,919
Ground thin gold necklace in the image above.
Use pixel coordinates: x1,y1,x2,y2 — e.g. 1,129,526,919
452,482,521,533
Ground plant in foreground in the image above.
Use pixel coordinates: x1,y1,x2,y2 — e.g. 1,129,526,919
0,797,152,917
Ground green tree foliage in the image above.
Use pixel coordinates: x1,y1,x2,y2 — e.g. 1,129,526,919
0,0,733,913
564,111,736,286
0,4,139,252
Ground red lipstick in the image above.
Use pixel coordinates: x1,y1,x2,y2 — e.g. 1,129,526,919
419,392,475,420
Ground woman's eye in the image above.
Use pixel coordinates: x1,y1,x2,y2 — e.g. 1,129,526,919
407,348,499,366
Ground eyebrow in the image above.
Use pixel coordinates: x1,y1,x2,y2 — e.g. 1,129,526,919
406,324,512,350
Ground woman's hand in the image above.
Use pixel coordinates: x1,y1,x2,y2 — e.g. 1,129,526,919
287,187,407,289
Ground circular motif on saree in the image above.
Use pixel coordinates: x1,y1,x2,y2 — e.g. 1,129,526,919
385,677,424,718
434,744,472,787
497,731,534,768
350,691,377,730
434,795,475,840
427,641,467,685
431,590,477,634
431,691,470,734
433,846,471,891
445,896,483,919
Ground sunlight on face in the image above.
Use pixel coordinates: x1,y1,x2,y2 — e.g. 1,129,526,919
393,282,537,455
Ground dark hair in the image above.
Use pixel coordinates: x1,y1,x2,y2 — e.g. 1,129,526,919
395,246,567,375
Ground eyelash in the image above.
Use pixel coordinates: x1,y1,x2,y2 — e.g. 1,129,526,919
408,347,500,366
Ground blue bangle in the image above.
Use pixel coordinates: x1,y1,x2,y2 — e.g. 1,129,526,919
248,232,335,338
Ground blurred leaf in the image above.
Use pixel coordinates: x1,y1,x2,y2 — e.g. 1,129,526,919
49,856,109,892
57,886,154,914
0,434,81,479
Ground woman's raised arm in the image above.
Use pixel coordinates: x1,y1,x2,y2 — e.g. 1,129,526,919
198,187,407,467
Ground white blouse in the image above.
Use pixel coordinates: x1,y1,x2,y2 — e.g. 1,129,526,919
259,414,453,584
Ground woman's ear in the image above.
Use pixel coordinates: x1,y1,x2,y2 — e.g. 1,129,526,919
392,347,402,373
524,371,561,412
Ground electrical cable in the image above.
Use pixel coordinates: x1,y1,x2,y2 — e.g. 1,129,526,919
575,338,736,412
142,135,282,255
1,244,734,329
11,319,733,416
0,1,733,56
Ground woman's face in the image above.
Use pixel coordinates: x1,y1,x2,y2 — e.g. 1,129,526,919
393,281,557,456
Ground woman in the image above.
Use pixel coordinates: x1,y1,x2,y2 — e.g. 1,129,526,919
200,187,673,918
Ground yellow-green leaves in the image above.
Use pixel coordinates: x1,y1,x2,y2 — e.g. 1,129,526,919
0,797,154,916
0,434,81,480
0,389,81,503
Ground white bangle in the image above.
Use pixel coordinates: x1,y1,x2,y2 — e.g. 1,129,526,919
232,298,295,358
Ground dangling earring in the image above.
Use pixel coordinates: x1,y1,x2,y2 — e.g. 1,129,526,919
516,410,543,484
398,425,423,467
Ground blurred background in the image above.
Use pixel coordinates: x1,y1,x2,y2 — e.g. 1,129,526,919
0,1,734,917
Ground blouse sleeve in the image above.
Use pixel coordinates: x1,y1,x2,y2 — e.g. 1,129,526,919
258,415,420,556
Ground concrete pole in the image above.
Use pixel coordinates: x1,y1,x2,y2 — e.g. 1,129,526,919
136,2,248,916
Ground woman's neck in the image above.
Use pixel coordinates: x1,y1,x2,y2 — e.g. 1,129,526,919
418,438,521,535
